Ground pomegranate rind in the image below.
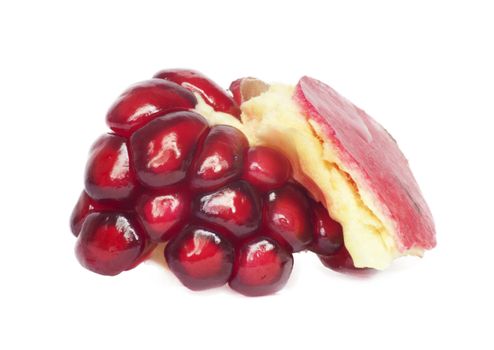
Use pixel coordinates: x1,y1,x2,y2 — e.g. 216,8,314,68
294,76,436,253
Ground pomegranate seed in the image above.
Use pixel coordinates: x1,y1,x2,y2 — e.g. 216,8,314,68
165,227,234,290
229,236,293,296
75,212,146,276
85,134,136,201
154,69,241,118
264,184,313,252
319,246,371,275
310,202,343,255
190,125,248,191
135,188,190,242
70,191,113,236
129,111,209,188
243,146,292,192
193,181,261,239
126,240,157,270
106,79,197,137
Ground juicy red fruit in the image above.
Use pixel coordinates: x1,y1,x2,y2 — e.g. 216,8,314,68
76,212,146,276
85,134,136,201
190,125,248,191
194,181,261,239
243,146,292,192
310,202,344,256
106,79,197,137
130,111,209,188
165,227,234,290
264,184,313,252
154,69,241,118
135,189,190,242
229,236,293,296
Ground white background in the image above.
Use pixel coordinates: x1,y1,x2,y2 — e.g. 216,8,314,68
1,1,493,349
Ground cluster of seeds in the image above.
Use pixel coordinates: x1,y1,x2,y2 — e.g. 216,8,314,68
71,69,361,296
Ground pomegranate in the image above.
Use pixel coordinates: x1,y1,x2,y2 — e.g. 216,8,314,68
71,69,436,296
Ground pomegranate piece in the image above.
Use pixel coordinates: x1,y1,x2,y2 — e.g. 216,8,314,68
154,69,241,118
135,188,190,242
318,246,370,275
106,79,197,137
264,184,313,252
72,69,436,294
295,76,436,253
165,227,234,290
190,125,248,191
85,134,136,201
229,236,293,296
193,181,261,240
75,212,146,276
310,202,344,256
129,111,209,188
243,146,292,192
70,191,113,236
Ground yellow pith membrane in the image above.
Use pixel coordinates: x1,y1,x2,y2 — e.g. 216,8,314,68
195,85,422,269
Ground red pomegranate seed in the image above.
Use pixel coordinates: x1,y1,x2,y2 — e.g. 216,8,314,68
243,146,292,192
229,236,293,296
310,202,344,256
126,240,157,271
85,134,136,201
129,111,209,188
193,181,261,239
106,79,197,137
264,184,313,252
135,188,190,242
165,227,234,290
318,246,371,275
190,125,248,191
70,191,113,236
153,69,241,118
75,212,146,276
